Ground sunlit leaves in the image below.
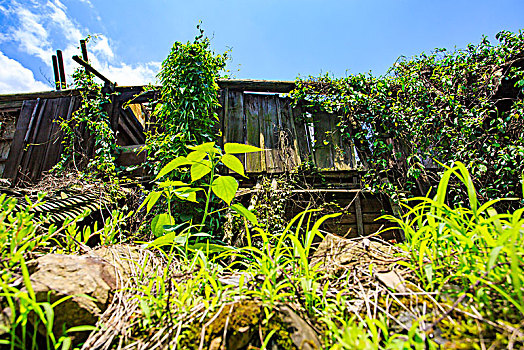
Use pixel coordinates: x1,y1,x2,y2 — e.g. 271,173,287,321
155,156,190,180
221,154,245,177
291,30,524,211
190,160,212,182
211,176,238,205
230,203,258,225
224,143,262,154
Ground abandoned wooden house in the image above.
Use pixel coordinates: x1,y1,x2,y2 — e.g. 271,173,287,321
0,75,402,241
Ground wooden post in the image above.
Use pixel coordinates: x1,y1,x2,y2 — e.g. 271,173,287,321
56,50,67,89
80,40,90,78
80,40,89,61
52,55,61,90
355,191,364,236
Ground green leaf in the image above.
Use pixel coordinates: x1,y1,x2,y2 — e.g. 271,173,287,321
187,142,217,153
145,191,162,214
174,187,202,202
148,231,187,248
488,246,503,271
21,258,35,300
41,302,54,333
155,156,190,180
158,180,188,188
188,243,234,253
151,213,174,237
224,143,262,154
187,151,206,163
60,337,71,350
191,159,212,182
230,203,258,225
221,154,245,177
65,325,97,333
211,176,238,205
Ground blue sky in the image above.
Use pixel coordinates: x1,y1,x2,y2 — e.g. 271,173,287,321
0,0,522,93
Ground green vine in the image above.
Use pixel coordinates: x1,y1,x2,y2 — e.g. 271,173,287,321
146,24,228,175
54,46,116,177
291,30,524,210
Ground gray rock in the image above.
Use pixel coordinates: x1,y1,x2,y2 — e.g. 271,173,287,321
278,305,321,350
27,253,119,343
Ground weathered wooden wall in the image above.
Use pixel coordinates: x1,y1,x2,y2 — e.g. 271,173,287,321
218,90,357,174
0,90,145,184
0,80,399,240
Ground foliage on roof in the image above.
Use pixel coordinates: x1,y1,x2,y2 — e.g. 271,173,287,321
292,30,524,210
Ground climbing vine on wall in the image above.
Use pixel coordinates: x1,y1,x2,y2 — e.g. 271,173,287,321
146,24,228,175
140,25,229,235
55,52,116,177
292,30,524,210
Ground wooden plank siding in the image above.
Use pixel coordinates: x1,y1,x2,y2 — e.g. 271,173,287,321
218,90,356,174
2,83,359,179
1,93,145,184
0,82,401,241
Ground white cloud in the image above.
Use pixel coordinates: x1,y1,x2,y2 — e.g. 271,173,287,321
103,61,160,86
0,0,160,93
0,51,51,93
91,35,114,61
6,4,54,63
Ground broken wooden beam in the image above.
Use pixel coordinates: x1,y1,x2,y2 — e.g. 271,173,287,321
72,55,114,88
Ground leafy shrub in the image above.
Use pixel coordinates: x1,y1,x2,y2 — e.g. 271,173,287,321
292,30,524,210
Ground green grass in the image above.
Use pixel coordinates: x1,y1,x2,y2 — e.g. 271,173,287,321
1,162,523,349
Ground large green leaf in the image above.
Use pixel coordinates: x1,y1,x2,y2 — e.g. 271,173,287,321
224,143,262,154
155,156,190,180
187,151,207,162
211,176,238,205
148,231,187,248
151,213,174,237
191,159,212,182
221,154,245,177
174,187,202,202
137,191,162,214
158,180,188,188
230,203,258,225
187,142,218,153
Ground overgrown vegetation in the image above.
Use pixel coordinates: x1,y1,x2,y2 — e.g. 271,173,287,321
146,24,228,175
55,37,116,177
1,28,523,349
292,30,524,210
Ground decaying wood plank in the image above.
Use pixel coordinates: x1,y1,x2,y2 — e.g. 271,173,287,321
354,191,364,236
0,101,23,110
278,97,301,170
292,104,311,165
27,99,57,181
0,80,295,104
313,112,335,170
330,116,355,170
20,99,48,178
267,94,284,173
244,94,263,173
3,100,37,182
218,88,228,149
42,97,70,172
218,79,295,93
224,90,245,169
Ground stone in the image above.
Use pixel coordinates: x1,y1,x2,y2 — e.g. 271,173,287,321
278,305,321,350
27,253,118,343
